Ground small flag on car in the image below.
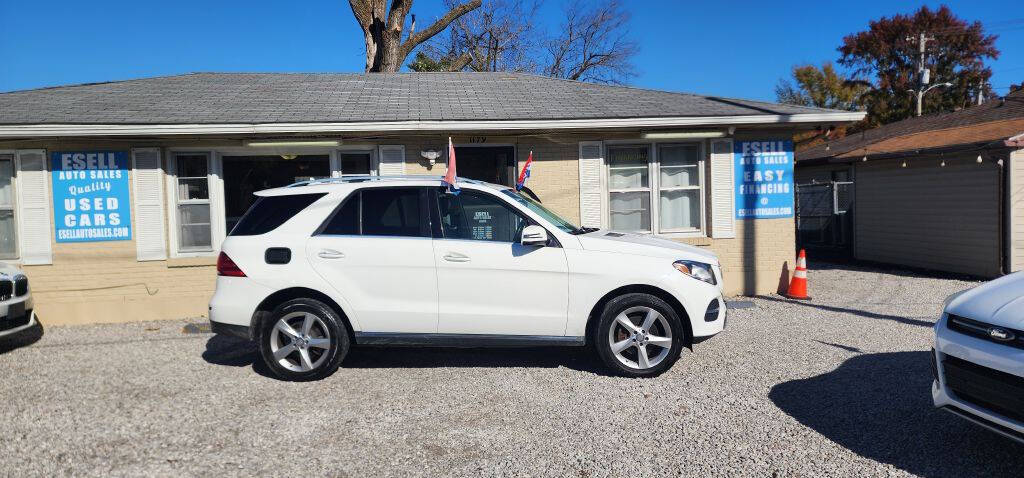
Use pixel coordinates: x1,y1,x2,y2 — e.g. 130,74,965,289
443,136,460,195
516,151,534,191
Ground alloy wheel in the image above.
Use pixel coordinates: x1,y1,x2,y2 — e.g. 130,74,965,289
607,306,673,370
269,311,332,372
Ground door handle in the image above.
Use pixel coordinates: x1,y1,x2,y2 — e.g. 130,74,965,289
317,249,345,259
443,252,470,263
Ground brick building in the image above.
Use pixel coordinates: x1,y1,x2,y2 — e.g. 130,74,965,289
0,72,862,325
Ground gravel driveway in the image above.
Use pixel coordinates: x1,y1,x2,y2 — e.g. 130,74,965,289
1,263,1022,477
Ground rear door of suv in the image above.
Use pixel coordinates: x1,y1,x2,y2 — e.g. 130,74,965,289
307,186,438,333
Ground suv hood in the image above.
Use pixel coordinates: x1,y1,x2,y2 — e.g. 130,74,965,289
577,230,719,264
946,272,1024,328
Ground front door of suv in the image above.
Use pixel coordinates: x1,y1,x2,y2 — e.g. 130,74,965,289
307,187,438,333
432,189,569,336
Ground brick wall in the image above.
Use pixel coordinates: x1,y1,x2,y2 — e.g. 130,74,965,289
4,131,795,326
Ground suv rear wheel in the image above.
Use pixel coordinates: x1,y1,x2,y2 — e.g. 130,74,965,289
593,293,684,378
258,298,349,381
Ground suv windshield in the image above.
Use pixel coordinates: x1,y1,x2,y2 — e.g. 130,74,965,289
501,189,593,234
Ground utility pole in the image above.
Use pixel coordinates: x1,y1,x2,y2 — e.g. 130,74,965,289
914,32,931,116
906,32,949,117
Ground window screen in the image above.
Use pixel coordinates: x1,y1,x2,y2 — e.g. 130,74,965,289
230,193,326,236
438,191,526,242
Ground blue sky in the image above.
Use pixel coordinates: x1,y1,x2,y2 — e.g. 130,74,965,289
1,1,1020,101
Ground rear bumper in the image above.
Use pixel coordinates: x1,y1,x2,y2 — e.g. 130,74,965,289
208,276,274,327
210,320,252,341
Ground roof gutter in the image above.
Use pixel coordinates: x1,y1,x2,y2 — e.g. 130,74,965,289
1006,132,1024,147
825,139,1014,163
0,112,866,138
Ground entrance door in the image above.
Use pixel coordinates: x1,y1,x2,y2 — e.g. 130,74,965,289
222,155,330,232
454,146,516,186
432,189,569,336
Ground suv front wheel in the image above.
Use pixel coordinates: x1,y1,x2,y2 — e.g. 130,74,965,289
593,293,684,378
258,298,350,381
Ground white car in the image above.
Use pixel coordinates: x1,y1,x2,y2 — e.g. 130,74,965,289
209,177,726,381
933,272,1024,443
0,262,35,339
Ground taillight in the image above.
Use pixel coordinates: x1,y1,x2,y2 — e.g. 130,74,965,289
217,252,246,277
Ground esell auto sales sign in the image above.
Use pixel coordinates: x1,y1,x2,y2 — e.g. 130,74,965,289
51,152,132,243
734,140,794,219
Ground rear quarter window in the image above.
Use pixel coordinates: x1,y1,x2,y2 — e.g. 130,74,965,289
229,193,326,236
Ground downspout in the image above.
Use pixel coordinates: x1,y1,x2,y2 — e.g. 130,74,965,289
1000,153,1009,275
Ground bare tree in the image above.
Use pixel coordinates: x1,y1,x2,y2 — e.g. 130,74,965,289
349,0,482,72
409,0,539,73
544,0,638,84
454,0,540,72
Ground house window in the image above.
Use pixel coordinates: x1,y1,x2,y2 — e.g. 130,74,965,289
0,154,16,259
339,152,373,175
608,145,652,232
607,143,705,234
174,153,213,251
657,143,703,232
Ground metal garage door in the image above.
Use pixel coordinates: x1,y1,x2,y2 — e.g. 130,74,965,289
854,155,1000,277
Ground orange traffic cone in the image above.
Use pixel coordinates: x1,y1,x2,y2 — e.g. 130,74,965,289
783,249,811,300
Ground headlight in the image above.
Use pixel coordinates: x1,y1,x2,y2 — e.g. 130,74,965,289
674,260,716,285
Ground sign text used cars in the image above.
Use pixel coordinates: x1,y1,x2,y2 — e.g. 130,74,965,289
51,152,132,243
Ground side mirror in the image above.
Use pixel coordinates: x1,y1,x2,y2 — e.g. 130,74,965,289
520,224,548,246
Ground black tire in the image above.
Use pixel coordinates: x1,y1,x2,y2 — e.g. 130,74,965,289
258,298,350,381
592,293,685,378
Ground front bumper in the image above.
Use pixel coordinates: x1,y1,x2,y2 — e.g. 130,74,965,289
933,313,1024,443
658,272,726,343
0,294,36,338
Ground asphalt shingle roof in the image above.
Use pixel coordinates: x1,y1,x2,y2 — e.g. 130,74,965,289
798,89,1024,162
0,72,842,125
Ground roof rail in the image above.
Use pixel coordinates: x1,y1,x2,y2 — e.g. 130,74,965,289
285,175,490,188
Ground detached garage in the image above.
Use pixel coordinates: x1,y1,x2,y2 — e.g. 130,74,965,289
796,88,1024,277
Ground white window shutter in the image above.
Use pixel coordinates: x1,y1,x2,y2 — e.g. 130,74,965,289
578,141,605,229
132,148,167,261
15,150,52,265
709,139,736,238
377,145,406,175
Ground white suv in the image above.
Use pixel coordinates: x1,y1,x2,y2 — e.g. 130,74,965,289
209,177,726,381
933,273,1024,443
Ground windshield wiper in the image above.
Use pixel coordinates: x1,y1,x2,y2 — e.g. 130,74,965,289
571,227,600,235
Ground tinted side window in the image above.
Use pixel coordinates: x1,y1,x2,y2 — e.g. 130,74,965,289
360,188,427,237
438,192,526,242
229,193,325,236
320,192,359,235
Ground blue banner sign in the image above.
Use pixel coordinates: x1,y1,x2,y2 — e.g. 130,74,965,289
51,152,132,242
734,140,794,219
